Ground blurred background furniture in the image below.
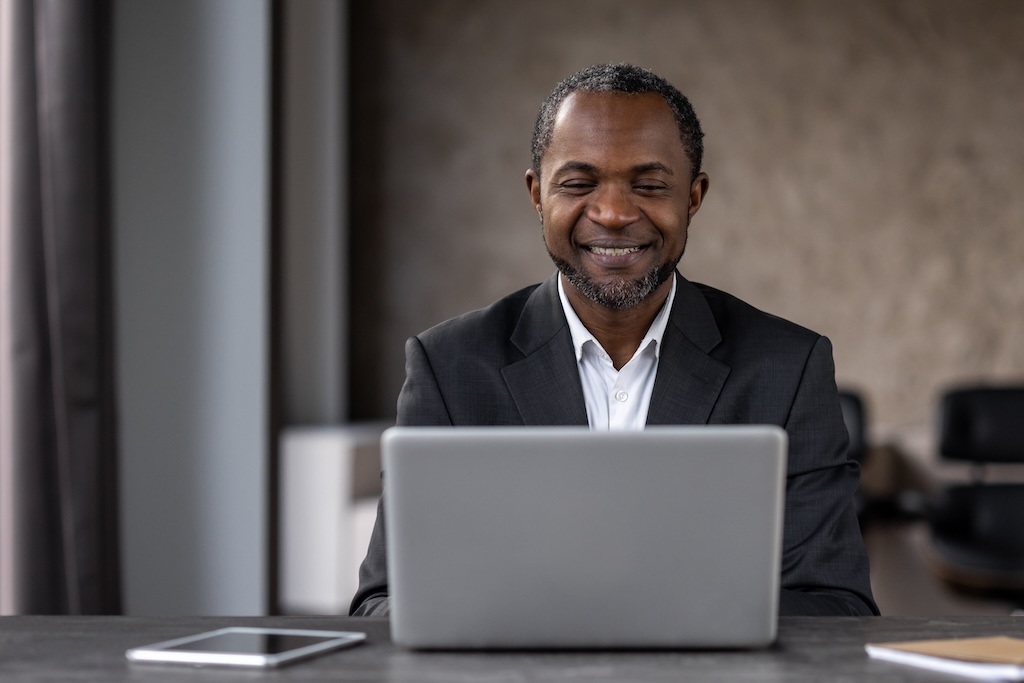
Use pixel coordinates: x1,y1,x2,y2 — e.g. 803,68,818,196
838,390,868,466
840,385,1021,615
840,387,931,529
838,388,879,526
278,423,387,614
927,386,1024,606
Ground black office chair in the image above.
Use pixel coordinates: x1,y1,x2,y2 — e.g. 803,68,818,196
838,389,868,465
928,387,1024,602
838,388,882,527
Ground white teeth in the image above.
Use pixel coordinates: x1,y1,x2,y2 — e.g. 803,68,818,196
590,246,641,256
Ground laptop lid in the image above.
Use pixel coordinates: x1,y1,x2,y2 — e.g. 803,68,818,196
383,425,787,649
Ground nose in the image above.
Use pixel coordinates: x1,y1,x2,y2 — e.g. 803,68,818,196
585,185,640,229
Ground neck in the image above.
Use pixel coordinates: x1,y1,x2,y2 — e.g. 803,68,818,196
563,276,673,370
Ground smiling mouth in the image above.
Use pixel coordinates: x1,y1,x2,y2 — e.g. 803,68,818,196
587,245,643,256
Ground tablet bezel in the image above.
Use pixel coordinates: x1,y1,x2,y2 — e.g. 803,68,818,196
125,627,366,667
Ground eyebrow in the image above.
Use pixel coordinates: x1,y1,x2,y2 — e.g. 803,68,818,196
632,162,674,176
552,161,599,175
551,161,675,176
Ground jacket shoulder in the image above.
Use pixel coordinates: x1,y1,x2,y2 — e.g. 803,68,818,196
416,282,540,350
693,282,823,349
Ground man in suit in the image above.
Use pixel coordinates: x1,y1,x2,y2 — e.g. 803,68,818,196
350,64,878,617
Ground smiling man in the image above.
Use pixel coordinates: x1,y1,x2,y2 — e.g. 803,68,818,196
350,64,878,618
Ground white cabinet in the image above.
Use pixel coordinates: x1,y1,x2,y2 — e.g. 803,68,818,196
278,424,387,614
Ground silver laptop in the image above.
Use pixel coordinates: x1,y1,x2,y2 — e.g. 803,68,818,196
382,425,787,650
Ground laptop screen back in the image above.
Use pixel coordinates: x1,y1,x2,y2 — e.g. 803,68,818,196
383,425,787,649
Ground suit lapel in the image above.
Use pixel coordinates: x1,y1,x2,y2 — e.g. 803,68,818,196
646,274,730,426
501,275,589,426
500,273,729,427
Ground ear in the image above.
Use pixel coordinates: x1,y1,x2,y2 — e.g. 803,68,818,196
525,168,543,217
687,172,710,219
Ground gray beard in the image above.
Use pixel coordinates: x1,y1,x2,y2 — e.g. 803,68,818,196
546,249,682,310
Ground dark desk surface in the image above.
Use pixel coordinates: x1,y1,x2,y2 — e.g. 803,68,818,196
0,615,1021,681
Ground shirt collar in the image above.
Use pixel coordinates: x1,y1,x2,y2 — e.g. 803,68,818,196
557,274,677,362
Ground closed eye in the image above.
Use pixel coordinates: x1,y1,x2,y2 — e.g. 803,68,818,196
557,181,595,194
634,183,670,193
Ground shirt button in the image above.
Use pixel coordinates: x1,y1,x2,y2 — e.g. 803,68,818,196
614,390,628,403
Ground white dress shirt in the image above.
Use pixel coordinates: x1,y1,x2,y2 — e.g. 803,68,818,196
557,275,676,431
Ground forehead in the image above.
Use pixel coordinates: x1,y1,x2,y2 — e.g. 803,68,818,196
544,90,689,173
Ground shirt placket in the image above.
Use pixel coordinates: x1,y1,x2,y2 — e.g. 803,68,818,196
608,358,635,431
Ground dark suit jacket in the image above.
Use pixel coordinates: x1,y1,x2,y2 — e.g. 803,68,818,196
350,273,879,617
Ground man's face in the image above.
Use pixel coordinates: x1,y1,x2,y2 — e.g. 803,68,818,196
526,91,708,310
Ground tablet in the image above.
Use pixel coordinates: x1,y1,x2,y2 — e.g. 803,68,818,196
125,627,366,668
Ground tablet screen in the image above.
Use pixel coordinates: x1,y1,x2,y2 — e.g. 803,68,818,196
163,631,333,654
126,627,366,667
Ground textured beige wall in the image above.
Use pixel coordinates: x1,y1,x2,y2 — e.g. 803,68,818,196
349,0,1024,444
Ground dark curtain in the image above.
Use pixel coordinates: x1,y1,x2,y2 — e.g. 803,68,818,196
0,0,119,614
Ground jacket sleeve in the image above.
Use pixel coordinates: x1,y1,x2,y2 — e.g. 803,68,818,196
349,337,451,616
778,336,879,616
